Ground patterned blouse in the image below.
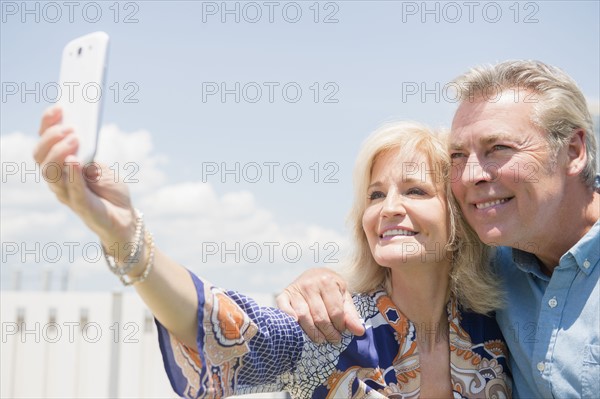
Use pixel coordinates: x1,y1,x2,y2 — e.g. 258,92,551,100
156,272,512,398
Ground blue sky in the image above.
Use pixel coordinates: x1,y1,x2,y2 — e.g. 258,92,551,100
2,1,599,292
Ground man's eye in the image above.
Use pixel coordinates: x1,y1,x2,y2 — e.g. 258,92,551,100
450,152,466,160
492,145,510,151
368,191,385,200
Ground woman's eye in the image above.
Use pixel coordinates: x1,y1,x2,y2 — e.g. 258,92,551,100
368,191,385,200
406,188,426,196
450,152,466,161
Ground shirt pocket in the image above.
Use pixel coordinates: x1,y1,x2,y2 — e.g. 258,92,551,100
582,344,600,399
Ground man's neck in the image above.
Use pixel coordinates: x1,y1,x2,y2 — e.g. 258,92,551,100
527,190,600,275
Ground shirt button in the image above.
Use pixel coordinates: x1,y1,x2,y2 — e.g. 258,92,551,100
583,259,591,268
548,297,558,308
537,362,545,372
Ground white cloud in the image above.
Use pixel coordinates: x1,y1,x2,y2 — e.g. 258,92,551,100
95,124,168,194
140,181,219,217
139,180,347,272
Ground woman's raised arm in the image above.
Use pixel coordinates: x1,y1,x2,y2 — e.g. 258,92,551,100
33,106,198,348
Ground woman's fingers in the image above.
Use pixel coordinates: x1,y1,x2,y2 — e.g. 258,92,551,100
38,106,62,136
42,132,79,173
33,124,73,164
63,155,93,215
38,133,79,201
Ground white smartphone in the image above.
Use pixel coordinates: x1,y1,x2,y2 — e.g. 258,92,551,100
58,31,110,163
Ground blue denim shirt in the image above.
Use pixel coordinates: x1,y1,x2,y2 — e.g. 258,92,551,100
493,218,599,398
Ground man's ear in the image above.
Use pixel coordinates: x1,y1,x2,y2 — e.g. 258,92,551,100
565,129,587,177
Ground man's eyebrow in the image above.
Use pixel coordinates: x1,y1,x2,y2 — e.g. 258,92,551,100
480,133,513,145
449,132,515,151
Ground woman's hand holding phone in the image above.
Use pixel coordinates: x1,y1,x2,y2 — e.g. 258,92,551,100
33,106,136,263
34,32,137,263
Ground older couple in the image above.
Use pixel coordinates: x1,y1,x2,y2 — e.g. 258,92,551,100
35,60,598,397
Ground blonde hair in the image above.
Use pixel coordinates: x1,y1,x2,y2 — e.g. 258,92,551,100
344,121,503,314
452,60,597,187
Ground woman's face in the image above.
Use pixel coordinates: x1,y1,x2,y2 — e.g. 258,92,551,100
362,149,451,269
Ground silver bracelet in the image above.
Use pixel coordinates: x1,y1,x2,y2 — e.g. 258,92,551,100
119,232,155,286
103,209,145,276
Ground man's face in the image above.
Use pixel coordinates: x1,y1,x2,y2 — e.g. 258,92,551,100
449,90,568,250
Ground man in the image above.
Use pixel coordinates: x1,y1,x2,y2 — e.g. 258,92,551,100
277,60,600,398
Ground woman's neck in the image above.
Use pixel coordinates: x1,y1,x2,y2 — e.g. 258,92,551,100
389,262,451,352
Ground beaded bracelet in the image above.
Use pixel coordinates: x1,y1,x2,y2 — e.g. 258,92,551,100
104,209,144,276
119,232,155,286
102,209,155,286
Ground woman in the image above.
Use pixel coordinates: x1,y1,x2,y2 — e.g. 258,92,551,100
34,108,511,398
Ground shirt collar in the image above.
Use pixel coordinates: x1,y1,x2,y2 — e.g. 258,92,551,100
511,217,600,278
511,249,550,281
564,218,600,276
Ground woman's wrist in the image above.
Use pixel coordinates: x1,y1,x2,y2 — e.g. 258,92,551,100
100,208,155,285
119,230,155,285
98,208,137,261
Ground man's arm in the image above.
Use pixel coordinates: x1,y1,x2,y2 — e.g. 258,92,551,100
276,267,365,343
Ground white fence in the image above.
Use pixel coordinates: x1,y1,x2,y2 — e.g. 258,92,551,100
1,291,288,399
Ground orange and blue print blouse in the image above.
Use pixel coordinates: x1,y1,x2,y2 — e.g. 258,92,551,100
156,271,511,398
